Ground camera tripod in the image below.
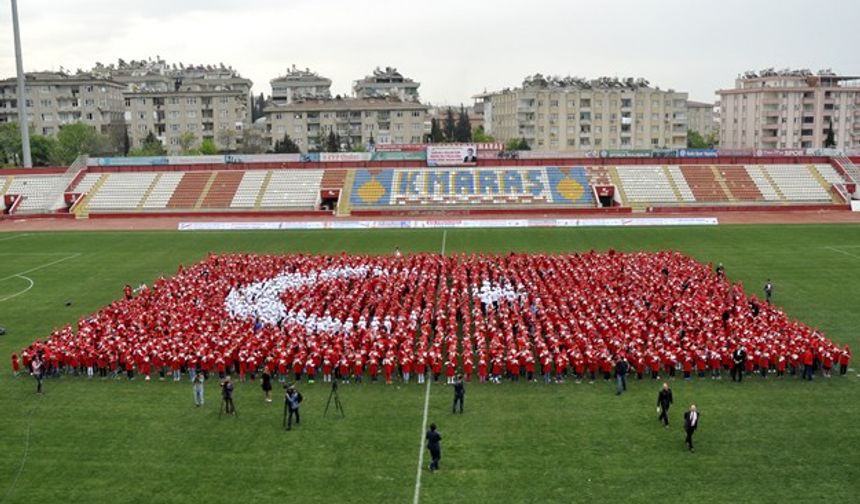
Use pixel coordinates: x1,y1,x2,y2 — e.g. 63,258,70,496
324,380,345,418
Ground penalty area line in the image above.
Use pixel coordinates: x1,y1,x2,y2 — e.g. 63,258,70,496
823,246,860,260
0,253,81,283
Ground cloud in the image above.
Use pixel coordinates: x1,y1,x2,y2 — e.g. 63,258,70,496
1,0,858,105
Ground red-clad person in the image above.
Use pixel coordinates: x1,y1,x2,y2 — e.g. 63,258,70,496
462,358,473,382
822,353,834,378
477,358,488,383
776,354,787,377
801,348,815,381
415,357,426,385
11,353,20,376
838,346,851,376
759,353,769,379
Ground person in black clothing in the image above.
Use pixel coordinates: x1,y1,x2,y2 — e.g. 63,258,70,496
656,382,673,428
731,346,747,382
683,404,700,452
285,385,303,430
261,369,273,402
614,356,629,395
764,280,773,305
426,423,442,472
221,376,236,415
452,375,465,414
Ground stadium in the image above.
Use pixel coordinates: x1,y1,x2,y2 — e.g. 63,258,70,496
2,143,859,503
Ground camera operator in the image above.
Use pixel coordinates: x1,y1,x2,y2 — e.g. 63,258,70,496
221,375,235,415
285,385,303,430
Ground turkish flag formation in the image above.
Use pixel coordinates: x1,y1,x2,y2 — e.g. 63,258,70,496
17,251,845,380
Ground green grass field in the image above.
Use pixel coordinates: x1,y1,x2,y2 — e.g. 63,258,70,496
1,226,859,504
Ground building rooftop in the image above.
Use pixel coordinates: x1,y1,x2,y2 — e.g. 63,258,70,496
265,97,427,112
0,71,123,86
271,65,332,85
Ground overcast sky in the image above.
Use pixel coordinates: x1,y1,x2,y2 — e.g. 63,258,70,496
1,0,857,105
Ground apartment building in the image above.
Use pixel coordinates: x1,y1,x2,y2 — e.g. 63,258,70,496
265,98,428,152
717,68,860,149
353,67,420,102
270,65,332,105
0,71,125,137
686,101,718,136
93,58,252,153
476,75,688,151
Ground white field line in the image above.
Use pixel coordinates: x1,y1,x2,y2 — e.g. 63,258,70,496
0,253,81,283
413,231,448,503
823,246,860,260
0,234,29,243
0,275,34,302
0,396,41,504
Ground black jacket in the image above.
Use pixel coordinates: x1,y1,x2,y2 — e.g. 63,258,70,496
684,410,700,431
657,388,673,408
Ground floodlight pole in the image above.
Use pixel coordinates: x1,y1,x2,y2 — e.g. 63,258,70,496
11,0,32,167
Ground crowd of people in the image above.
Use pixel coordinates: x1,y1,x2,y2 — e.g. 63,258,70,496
14,251,851,385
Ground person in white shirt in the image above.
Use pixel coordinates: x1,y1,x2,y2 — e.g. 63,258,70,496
683,404,700,452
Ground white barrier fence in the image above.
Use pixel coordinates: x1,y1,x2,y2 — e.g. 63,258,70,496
178,217,719,231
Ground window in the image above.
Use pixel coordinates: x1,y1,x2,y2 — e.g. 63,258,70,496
169,97,179,105
170,124,180,132
594,113,602,121
550,100,559,107
40,99,52,107
169,111,180,119
186,97,198,105
187,124,197,131
219,97,229,104
187,111,197,118
412,111,422,117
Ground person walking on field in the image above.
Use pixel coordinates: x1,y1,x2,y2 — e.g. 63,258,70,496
683,404,700,452
426,423,442,472
31,355,44,394
452,375,465,414
193,372,205,407
657,382,673,428
764,280,773,305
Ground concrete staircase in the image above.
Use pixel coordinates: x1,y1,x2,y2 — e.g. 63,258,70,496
336,169,356,217
73,174,110,218
137,173,164,211
757,166,786,201
710,166,736,202
254,171,273,210
607,166,631,208
661,166,685,204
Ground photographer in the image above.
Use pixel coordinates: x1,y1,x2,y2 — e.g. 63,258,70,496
285,385,303,430
221,376,235,415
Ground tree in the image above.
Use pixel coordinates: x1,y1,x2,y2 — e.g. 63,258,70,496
216,129,237,152
516,137,531,150
324,130,340,152
199,138,218,155
824,120,836,148
687,129,717,149
454,105,472,142
128,131,167,157
430,118,443,143
30,135,61,166
56,122,110,164
273,133,301,154
251,92,266,122
472,125,495,143
178,131,198,154
239,128,267,154
443,108,456,142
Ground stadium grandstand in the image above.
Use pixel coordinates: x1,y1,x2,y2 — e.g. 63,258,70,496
2,146,859,220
